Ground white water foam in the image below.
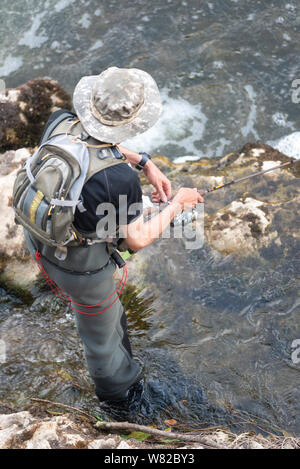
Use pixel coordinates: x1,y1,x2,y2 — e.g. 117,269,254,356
90,39,103,51
18,12,48,49
55,0,74,12
272,112,294,129
173,155,201,164
241,84,259,139
78,13,91,29
272,132,300,160
0,54,23,77
123,89,207,156
0,339,6,364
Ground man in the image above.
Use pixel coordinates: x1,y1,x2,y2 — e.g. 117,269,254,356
24,67,203,406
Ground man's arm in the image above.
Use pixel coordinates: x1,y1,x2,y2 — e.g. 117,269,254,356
117,145,172,203
120,188,204,252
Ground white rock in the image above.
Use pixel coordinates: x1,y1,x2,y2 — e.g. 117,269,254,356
26,439,52,450
14,148,32,163
25,421,58,449
213,430,231,445
208,197,277,254
251,148,265,157
261,160,292,180
61,432,85,447
247,440,265,449
0,412,35,449
88,437,117,449
117,440,132,449
0,148,40,287
0,149,30,258
0,411,34,430
6,89,20,103
0,339,6,363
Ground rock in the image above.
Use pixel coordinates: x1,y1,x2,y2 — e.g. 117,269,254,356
0,410,128,450
0,411,97,449
88,437,117,449
0,410,299,449
0,148,39,288
212,430,231,445
281,440,297,450
0,411,35,449
117,440,132,449
207,197,277,255
1,138,299,291
25,421,58,449
247,440,265,449
0,148,30,260
227,142,291,169
180,445,204,449
0,78,71,152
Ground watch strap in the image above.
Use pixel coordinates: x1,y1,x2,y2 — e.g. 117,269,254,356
136,152,151,170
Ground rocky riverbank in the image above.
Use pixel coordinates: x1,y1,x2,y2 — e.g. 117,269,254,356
0,408,299,449
0,78,71,152
0,79,298,289
1,140,298,290
0,79,299,449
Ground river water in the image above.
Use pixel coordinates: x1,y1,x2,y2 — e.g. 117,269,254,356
0,0,299,434
1,0,300,158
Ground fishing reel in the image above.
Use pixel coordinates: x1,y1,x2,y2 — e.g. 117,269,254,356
142,195,198,227
171,208,198,227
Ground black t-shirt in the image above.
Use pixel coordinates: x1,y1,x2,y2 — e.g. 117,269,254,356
40,110,143,233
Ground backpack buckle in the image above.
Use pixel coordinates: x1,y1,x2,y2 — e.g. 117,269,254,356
80,131,89,141
48,204,55,217
54,246,68,261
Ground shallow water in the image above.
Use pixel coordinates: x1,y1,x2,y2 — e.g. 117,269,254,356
132,238,300,433
0,230,299,434
0,0,300,435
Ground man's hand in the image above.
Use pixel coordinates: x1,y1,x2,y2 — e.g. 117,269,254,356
172,187,204,210
143,159,172,203
121,187,203,252
117,145,172,203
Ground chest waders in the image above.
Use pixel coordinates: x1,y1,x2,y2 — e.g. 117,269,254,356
22,115,142,402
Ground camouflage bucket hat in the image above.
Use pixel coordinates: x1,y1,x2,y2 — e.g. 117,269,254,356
73,67,162,143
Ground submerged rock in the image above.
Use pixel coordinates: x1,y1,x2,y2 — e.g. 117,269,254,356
0,78,71,152
126,142,299,297
207,197,278,255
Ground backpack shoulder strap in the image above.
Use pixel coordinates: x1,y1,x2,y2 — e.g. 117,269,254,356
47,116,128,183
86,147,126,183
40,111,76,145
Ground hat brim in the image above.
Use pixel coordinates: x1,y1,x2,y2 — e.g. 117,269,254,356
73,68,162,143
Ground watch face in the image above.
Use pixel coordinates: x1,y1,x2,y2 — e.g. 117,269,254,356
140,152,151,159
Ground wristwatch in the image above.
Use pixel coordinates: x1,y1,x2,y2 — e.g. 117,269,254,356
135,152,151,170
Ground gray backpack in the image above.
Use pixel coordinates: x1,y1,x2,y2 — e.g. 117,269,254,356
13,112,125,250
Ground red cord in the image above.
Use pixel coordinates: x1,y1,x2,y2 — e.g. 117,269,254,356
35,250,127,315
35,250,125,307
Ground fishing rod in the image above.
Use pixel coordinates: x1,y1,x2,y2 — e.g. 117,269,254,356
199,159,296,195
122,158,297,258
172,158,297,226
